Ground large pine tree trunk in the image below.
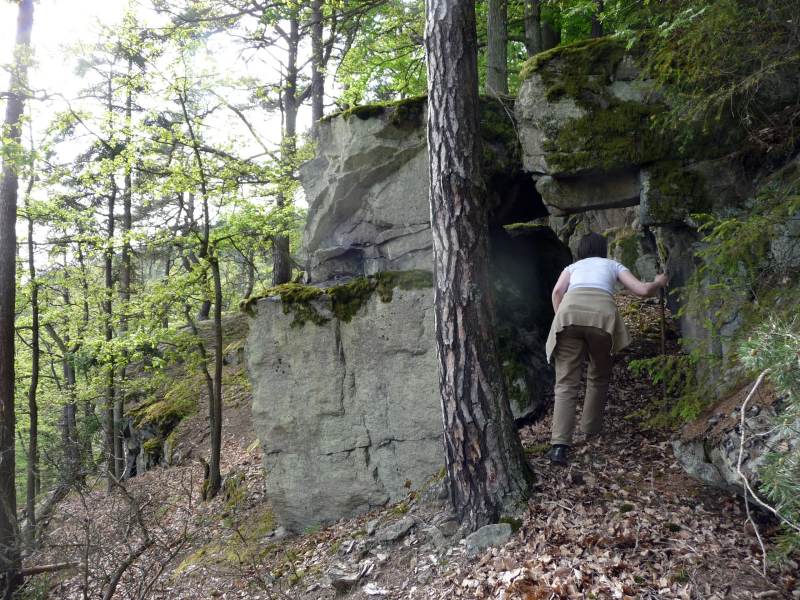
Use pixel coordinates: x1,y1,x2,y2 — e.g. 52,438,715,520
523,0,543,56
0,1,34,594
486,0,508,94
424,0,533,531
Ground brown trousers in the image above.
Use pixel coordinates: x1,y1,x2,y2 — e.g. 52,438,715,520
551,325,613,446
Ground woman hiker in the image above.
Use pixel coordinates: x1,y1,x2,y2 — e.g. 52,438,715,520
545,232,668,465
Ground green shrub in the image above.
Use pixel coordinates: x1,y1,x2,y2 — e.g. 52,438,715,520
740,319,800,556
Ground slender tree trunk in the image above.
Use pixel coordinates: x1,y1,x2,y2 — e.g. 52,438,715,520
523,0,542,56
243,250,255,299
209,255,223,498
591,0,604,37
310,0,325,137
76,242,94,465
24,184,39,548
272,9,300,286
117,68,133,479
424,0,534,531
104,174,117,491
486,0,508,95
0,1,34,595
177,89,223,499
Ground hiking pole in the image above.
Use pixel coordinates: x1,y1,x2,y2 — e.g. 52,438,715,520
654,236,668,407
656,239,668,358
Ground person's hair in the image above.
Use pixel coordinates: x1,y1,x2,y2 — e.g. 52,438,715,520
576,232,608,259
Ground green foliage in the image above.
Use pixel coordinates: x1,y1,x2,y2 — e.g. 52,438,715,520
628,351,713,427
740,320,800,556
334,0,427,106
646,0,800,160
129,373,200,428
681,170,800,335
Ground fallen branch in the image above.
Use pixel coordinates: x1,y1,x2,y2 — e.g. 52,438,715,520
20,561,79,577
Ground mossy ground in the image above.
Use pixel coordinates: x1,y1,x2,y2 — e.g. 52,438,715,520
174,505,277,576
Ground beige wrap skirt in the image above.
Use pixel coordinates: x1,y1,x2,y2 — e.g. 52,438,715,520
545,288,631,363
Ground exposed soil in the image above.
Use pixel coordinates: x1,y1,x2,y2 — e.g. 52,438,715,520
20,296,799,599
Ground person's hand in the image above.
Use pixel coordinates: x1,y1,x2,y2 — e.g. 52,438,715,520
654,273,668,288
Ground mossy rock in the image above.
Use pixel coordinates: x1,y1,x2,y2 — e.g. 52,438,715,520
244,270,434,327
142,437,162,454
129,377,198,429
324,95,520,172
608,229,643,277
544,100,668,174
643,160,710,224
520,36,628,103
323,95,427,129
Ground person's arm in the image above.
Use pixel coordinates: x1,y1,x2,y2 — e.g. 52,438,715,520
551,270,571,312
618,270,668,297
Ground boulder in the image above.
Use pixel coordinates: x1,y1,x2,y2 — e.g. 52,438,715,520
464,523,513,556
247,284,444,532
672,383,799,494
515,37,663,179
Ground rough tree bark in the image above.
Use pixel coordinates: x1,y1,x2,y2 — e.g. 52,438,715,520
486,0,508,94
523,0,542,56
1,1,34,595
424,0,534,531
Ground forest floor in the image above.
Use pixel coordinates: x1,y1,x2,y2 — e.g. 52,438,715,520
22,297,799,599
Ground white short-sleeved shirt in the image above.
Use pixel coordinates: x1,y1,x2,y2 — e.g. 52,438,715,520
564,257,629,294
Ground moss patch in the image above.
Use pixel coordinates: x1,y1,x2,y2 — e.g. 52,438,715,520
129,375,198,428
645,160,710,223
244,270,434,327
544,100,668,173
520,36,627,103
608,230,642,277
174,506,276,575
496,330,530,412
142,437,162,455
323,95,427,129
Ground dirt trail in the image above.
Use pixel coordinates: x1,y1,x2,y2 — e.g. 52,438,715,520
27,298,797,599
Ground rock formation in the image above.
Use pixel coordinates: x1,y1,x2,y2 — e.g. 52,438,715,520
246,38,797,528
246,97,572,530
